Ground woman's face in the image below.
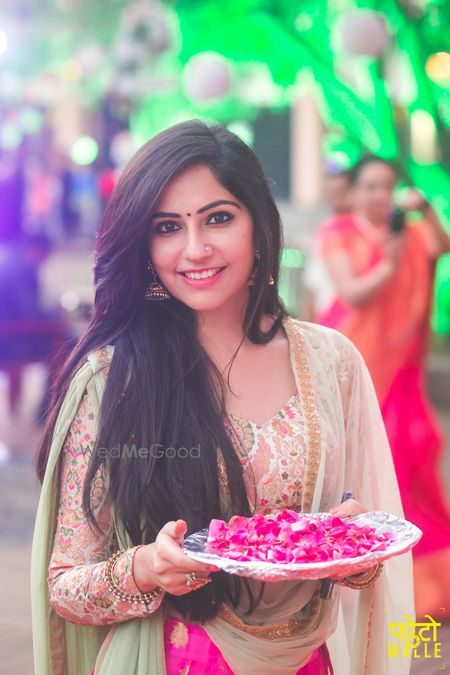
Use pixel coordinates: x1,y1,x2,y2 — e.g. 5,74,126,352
352,162,397,224
148,164,255,313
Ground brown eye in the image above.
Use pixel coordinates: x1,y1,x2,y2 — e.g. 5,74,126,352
155,221,181,234
207,212,233,225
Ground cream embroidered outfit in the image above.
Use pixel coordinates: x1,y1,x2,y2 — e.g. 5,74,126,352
31,317,414,674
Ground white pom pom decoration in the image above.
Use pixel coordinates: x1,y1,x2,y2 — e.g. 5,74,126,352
183,52,232,103
341,11,389,58
110,131,138,167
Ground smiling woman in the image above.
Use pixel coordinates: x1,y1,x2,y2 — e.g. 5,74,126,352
31,120,414,675
149,164,255,314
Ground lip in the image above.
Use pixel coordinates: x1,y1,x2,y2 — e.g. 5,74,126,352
178,266,226,288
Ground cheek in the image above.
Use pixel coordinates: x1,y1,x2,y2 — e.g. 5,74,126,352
236,219,254,252
233,237,254,274
149,237,176,272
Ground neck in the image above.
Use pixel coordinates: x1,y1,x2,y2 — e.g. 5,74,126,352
356,210,388,229
196,290,250,365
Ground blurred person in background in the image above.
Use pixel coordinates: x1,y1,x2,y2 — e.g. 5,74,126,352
307,155,450,617
321,165,353,216
0,233,69,418
303,165,353,322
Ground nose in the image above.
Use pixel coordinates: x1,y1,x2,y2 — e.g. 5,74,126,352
184,227,211,261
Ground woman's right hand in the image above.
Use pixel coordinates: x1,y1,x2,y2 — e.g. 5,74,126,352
133,519,218,596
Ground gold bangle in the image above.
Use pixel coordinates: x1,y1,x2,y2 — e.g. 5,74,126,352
338,563,383,590
105,549,163,604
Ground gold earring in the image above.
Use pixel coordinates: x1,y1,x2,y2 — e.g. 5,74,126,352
247,245,261,286
144,260,171,301
247,246,274,286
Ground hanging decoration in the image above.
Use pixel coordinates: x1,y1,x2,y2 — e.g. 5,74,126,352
340,11,390,58
109,130,139,167
182,52,233,103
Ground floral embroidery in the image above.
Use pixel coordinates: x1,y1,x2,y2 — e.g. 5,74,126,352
48,383,163,626
169,621,190,648
225,376,307,515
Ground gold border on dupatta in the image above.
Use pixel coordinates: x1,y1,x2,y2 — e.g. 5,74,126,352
282,316,322,513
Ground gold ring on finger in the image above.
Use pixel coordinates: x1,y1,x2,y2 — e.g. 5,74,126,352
185,572,210,591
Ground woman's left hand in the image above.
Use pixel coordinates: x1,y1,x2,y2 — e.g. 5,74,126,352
328,498,368,518
328,499,377,581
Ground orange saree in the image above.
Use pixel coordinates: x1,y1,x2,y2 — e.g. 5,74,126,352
315,212,450,617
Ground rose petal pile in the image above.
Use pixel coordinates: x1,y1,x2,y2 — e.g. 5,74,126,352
206,510,396,564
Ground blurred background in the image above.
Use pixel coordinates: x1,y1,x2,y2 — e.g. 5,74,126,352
0,0,449,672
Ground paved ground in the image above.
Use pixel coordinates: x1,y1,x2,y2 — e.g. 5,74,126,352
1,244,450,674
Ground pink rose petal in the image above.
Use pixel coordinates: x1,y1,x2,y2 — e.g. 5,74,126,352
206,512,395,565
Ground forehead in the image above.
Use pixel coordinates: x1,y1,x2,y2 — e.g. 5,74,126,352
155,164,237,210
326,174,349,187
356,162,396,185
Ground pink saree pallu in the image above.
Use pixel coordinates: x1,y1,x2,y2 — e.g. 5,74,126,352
163,617,333,674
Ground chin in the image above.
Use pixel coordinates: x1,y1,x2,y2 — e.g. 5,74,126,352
176,296,230,313
169,284,249,314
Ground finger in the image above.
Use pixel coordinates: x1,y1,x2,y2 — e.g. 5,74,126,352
161,570,212,586
173,519,187,543
157,534,219,575
171,551,219,575
329,499,367,516
160,519,187,544
181,559,220,575
162,574,213,596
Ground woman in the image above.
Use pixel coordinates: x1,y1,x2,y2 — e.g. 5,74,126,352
309,155,450,618
31,123,413,675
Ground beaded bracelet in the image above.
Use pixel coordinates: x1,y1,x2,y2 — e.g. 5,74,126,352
105,549,163,604
339,563,383,590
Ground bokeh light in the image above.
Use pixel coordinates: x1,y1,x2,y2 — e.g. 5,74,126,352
70,135,99,165
60,59,83,83
0,30,7,57
411,110,437,164
0,122,22,150
20,107,44,134
426,52,450,84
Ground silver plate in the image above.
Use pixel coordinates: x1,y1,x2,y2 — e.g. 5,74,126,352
183,511,422,582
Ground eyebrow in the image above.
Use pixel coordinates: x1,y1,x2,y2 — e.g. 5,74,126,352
151,199,242,220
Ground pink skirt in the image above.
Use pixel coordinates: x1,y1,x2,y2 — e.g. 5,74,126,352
164,617,333,674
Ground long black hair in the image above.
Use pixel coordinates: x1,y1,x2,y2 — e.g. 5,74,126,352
36,119,287,621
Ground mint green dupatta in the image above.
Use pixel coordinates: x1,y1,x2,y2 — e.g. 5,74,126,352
30,350,166,675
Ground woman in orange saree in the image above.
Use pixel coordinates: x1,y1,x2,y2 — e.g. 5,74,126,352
309,156,450,617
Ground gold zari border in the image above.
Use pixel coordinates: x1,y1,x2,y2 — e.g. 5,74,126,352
218,589,322,640
282,316,322,513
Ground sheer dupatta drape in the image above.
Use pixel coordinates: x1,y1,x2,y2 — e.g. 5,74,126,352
31,319,414,675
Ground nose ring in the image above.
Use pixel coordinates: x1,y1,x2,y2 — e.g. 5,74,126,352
204,244,211,253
